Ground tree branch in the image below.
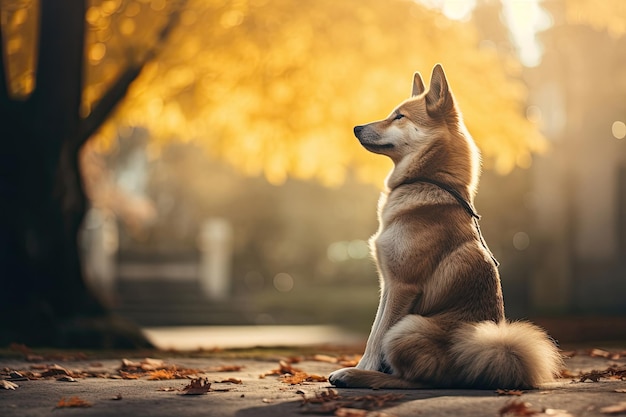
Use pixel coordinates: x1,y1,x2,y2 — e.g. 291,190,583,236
77,0,188,146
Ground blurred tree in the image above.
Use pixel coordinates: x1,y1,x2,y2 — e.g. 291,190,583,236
0,0,182,347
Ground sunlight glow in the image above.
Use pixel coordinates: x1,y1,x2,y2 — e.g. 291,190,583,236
501,0,553,67
612,121,626,139
418,0,475,21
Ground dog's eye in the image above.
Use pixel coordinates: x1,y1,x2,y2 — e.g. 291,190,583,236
394,113,405,120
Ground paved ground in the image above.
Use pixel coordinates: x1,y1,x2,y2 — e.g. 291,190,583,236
1,344,626,417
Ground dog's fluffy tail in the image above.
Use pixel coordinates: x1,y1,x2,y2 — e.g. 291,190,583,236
450,321,563,389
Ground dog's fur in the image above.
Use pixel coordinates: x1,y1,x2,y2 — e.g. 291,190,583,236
328,64,562,390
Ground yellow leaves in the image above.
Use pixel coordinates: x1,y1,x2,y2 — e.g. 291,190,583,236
91,0,555,185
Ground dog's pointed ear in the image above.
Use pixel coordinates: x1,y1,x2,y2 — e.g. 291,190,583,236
411,72,426,97
426,64,454,116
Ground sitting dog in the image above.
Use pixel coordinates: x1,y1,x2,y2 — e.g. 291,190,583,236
329,64,562,389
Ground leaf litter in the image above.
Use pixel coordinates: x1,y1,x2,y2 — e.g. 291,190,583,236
56,396,92,408
260,359,328,385
299,387,404,415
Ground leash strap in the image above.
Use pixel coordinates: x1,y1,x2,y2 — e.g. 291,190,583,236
400,177,500,267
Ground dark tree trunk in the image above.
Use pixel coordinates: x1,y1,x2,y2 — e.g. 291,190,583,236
0,1,161,348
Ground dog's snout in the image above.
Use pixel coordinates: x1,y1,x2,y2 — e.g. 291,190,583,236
354,125,365,138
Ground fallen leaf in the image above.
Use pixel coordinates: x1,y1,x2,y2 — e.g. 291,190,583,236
41,364,70,377
497,389,524,396
615,389,626,393
335,407,368,417
8,371,27,381
260,360,302,378
1,380,18,390
180,378,211,395
559,369,579,379
57,376,77,382
499,400,536,416
218,378,243,384
118,371,140,380
208,365,243,372
110,393,123,400
590,349,611,358
601,402,626,415
312,354,338,364
147,370,178,380
282,372,328,385
56,396,92,408
580,365,626,383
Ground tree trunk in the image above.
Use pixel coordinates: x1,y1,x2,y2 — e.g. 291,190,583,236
0,1,151,348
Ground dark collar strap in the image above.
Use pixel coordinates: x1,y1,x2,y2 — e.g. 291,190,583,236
399,177,500,267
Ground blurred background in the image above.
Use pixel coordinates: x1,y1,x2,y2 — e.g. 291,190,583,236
2,0,626,347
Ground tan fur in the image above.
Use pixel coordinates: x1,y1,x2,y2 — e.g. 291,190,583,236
328,64,563,390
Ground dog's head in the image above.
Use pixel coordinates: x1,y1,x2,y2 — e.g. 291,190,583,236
354,64,460,164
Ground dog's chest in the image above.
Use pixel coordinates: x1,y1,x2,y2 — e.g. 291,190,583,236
372,215,435,285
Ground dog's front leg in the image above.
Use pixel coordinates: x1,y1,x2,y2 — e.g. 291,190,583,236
358,284,416,370
330,284,418,387
356,287,389,371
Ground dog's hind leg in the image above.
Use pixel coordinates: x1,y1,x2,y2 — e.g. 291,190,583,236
382,315,453,386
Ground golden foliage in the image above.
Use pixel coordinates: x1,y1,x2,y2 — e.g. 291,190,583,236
92,0,546,185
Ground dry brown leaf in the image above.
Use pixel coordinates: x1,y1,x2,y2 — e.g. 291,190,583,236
615,389,626,393
56,396,92,408
312,354,338,364
180,377,211,395
282,372,328,385
338,355,363,368
499,400,536,416
559,369,579,379
41,364,70,377
1,380,18,390
590,349,611,358
118,371,140,380
580,365,626,383
208,365,244,372
147,370,178,380
218,378,243,384
601,402,626,415
260,360,302,378
335,407,368,417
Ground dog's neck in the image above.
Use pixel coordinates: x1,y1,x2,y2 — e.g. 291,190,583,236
393,176,499,267
385,137,479,203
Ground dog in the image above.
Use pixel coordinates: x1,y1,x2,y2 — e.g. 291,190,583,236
328,64,562,389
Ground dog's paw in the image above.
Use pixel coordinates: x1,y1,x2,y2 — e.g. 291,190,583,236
328,367,355,388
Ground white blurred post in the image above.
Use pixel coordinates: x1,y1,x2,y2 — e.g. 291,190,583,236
198,218,233,301
81,208,118,305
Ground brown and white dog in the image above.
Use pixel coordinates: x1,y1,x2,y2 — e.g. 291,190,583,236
328,64,562,389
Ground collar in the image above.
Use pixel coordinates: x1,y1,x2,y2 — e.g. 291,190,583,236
399,177,500,267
